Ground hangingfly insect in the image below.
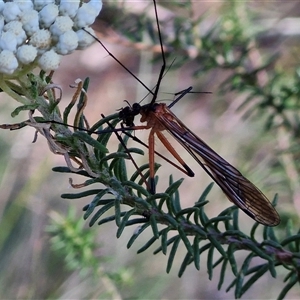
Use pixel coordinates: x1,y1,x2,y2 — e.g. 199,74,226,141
88,1,280,226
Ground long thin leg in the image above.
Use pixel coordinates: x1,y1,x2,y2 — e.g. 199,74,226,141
156,131,194,177
148,128,156,194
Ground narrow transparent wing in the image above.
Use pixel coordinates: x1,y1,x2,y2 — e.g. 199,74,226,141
154,106,280,226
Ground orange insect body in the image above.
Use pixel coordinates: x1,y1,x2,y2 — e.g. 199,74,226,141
120,102,280,227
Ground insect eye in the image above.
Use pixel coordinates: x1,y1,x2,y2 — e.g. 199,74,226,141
132,103,141,113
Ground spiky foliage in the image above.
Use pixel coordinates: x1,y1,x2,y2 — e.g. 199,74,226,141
1,1,300,299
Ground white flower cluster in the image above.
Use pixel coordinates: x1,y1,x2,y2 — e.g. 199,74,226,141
0,0,102,75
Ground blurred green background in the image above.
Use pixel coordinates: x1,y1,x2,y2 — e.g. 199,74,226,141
0,1,300,299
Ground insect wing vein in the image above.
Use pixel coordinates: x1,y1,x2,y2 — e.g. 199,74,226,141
153,107,280,226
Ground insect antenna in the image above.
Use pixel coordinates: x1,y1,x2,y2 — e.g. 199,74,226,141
83,0,172,108
149,0,166,105
82,28,154,97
